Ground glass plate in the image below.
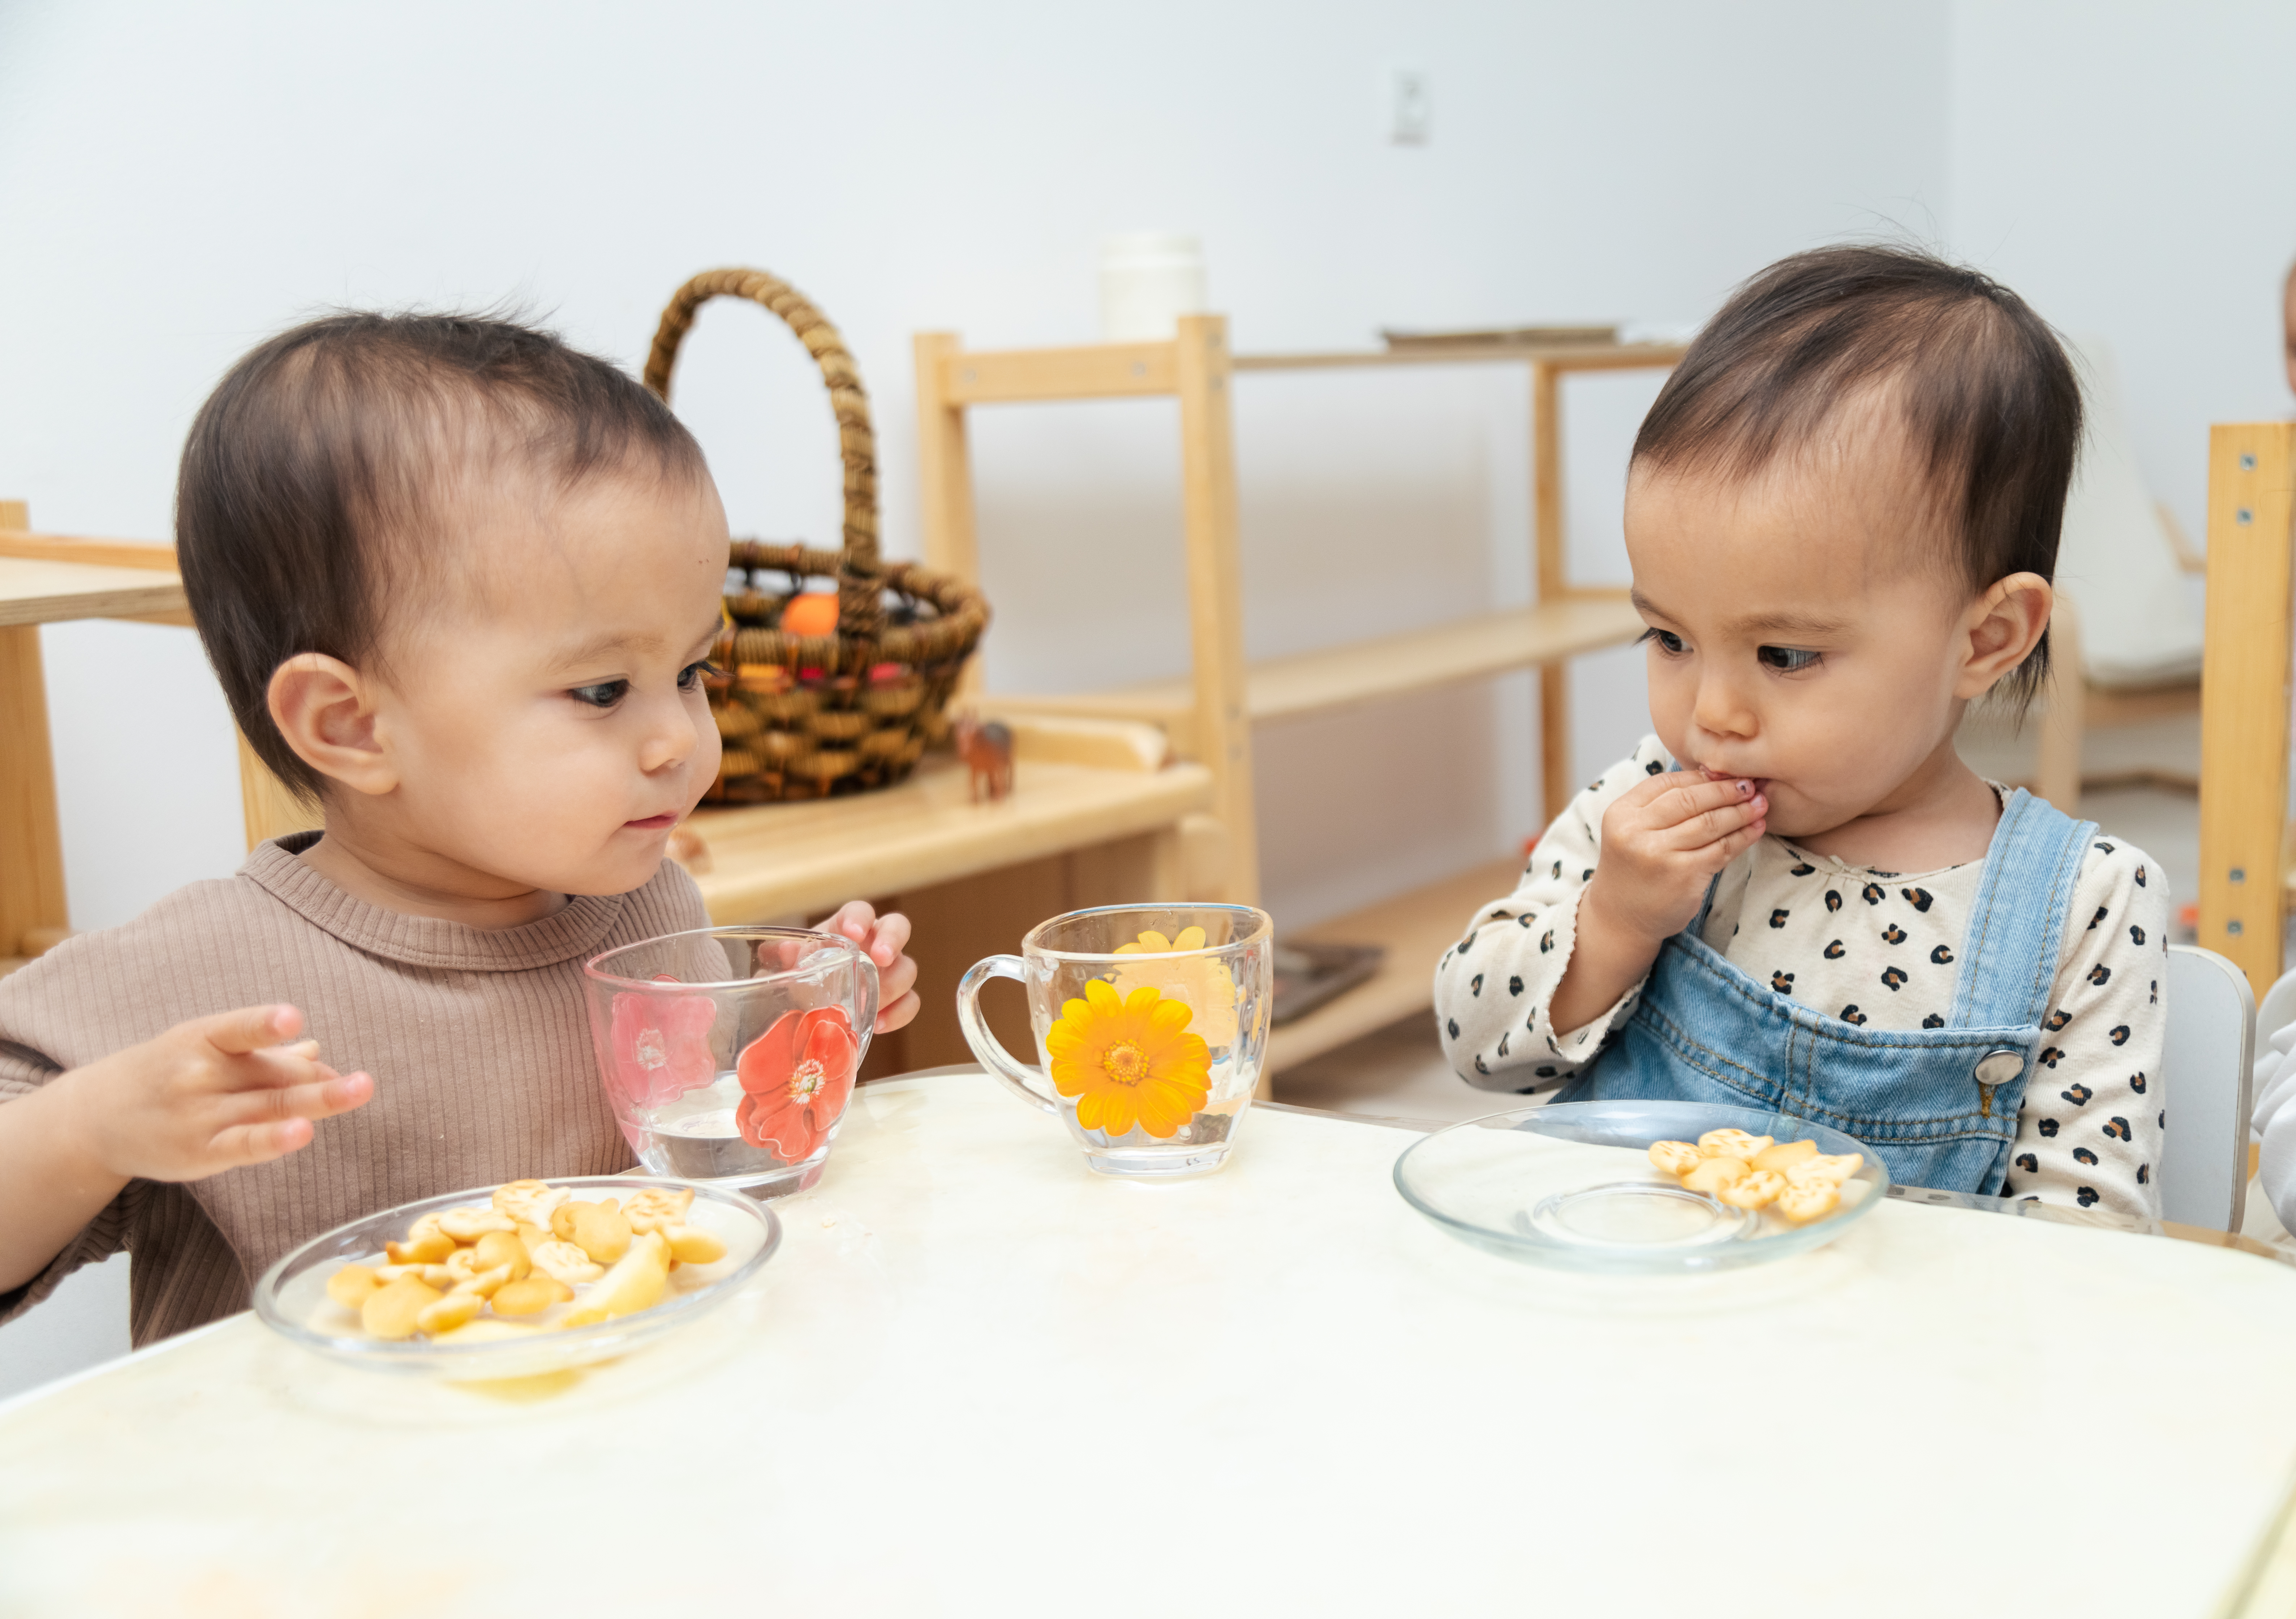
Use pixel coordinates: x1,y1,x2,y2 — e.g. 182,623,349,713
1393,1100,1887,1274
253,1175,780,1379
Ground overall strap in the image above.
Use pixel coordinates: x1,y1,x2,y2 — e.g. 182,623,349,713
1947,788,2098,1030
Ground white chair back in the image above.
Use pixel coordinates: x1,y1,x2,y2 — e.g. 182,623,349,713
2159,944,2255,1231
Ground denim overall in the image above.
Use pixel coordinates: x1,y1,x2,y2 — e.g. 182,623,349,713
1553,789,2096,1194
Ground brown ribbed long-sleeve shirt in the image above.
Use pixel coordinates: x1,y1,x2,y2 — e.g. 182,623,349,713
0,833,709,1346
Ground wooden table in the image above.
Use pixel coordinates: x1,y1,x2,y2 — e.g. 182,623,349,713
0,522,190,974
7,1069,2296,1616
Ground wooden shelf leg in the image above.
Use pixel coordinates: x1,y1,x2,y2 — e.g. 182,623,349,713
2031,593,2086,813
1530,360,1578,828
0,622,68,956
1175,314,1260,906
915,330,984,700
1539,663,1573,826
2198,422,2296,995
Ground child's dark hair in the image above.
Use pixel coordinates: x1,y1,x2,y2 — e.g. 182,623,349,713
176,311,708,800
1634,244,2081,704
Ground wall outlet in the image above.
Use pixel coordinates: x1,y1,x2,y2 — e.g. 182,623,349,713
1389,68,1430,146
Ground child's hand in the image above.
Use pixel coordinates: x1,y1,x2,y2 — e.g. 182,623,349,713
1585,770,1768,946
822,901,920,1034
58,1004,375,1183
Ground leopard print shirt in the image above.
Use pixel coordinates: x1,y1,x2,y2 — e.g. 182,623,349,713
1432,736,2168,1221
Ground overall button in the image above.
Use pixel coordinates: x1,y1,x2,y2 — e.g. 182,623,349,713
1973,1048,2024,1087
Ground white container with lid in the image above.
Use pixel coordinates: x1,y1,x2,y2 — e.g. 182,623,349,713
1099,232,1208,342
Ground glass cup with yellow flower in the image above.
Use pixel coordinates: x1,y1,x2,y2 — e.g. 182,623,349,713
957,905,1273,1177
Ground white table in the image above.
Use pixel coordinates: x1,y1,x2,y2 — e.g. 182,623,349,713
5,1069,2296,1617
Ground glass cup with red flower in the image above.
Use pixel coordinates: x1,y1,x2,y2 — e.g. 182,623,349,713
956,903,1273,1178
582,926,878,1197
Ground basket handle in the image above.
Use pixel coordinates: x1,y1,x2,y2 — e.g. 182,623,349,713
643,269,882,632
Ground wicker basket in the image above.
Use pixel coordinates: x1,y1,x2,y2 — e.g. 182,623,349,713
643,268,989,802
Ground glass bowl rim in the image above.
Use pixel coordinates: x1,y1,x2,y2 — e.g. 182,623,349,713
1392,1099,1888,1272
583,923,872,994
252,1173,781,1371
1021,902,1273,962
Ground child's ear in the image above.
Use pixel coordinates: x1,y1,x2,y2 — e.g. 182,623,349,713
268,654,397,797
1953,572,2054,699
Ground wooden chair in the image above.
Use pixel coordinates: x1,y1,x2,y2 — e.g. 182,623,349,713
2195,422,2296,998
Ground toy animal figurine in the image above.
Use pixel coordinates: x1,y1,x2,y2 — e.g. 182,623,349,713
666,823,714,875
954,716,1014,803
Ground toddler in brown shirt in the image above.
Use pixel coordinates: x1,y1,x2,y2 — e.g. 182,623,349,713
0,312,920,1344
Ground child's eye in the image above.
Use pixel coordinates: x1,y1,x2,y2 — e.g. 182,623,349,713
677,659,720,692
569,679,629,709
1757,646,1822,673
1638,628,1688,657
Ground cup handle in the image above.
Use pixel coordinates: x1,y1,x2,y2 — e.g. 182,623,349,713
956,955,1057,1114
854,951,881,1046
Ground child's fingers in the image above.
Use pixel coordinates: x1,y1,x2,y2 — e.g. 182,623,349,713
205,1115,318,1170
192,1003,303,1056
875,948,919,1007
863,910,912,967
873,990,921,1034
1609,769,1701,814
1652,775,1757,826
1700,817,1770,869
222,1043,339,1097
822,899,876,943
1656,789,1766,851
216,1069,375,1129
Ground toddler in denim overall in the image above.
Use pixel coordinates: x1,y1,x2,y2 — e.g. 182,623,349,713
1434,246,2168,1217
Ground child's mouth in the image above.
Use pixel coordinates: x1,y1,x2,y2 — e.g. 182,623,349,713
624,813,678,832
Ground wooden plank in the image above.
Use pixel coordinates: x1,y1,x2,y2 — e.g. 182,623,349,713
1173,313,1259,906
1268,855,1522,1075
1233,342,1688,374
686,754,1214,924
0,503,69,955
989,595,1644,731
0,531,190,625
1540,664,1574,825
0,556,188,627
0,622,66,957
2197,423,2296,995
913,332,985,699
2032,593,2087,813
913,332,979,583
978,693,1198,756
0,530,178,571
937,341,1178,404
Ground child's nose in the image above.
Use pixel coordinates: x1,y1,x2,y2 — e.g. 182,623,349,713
1693,677,1757,740
641,700,701,774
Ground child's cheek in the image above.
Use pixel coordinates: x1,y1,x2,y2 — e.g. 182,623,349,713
690,716,723,808
1643,655,1697,761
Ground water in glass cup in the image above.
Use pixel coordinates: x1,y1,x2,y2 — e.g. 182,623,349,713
957,903,1273,1177
583,926,879,1197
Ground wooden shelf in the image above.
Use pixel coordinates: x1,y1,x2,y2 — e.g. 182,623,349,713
687,750,1213,923
1268,855,1522,1075
0,555,186,628
986,593,1645,744
1234,341,1688,375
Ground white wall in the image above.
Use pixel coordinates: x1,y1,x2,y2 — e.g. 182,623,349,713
0,0,1952,934
1948,0,2296,537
